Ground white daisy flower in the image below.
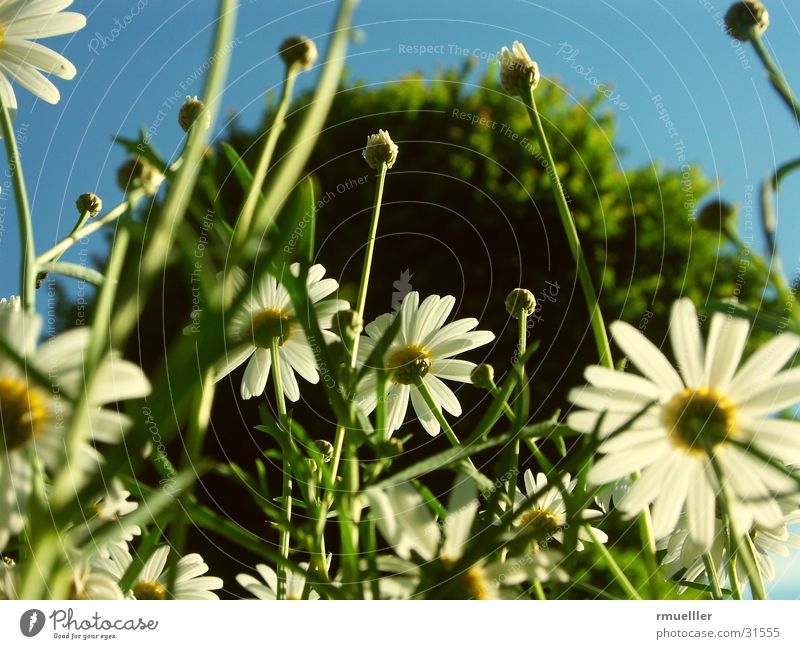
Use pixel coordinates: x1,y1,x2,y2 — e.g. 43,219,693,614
0,1,86,118
567,298,800,549
69,557,123,600
215,264,348,401
236,562,319,600
0,296,20,310
81,479,141,556
0,308,151,551
367,475,565,599
501,469,607,551
96,545,223,600
662,502,800,591
356,292,495,436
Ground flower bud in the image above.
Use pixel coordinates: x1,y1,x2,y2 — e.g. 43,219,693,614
725,1,769,41
499,41,540,96
331,308,363,344
471,363,496,391
696,199,738,238
314,439,334,464
75,192,102,217
179,96,210,133
117,157,164,195
363,129,398,170
279,35,318,70
505,288,537,319
378,437,404,457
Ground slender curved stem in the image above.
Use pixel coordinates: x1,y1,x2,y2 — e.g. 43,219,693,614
588,526,642,600
521,86,613,369
751,34,800,125
350,162,388,369
36,194,143,265
233,65,299,246
703,552,723,600
0,94,35,311
270,337,292,600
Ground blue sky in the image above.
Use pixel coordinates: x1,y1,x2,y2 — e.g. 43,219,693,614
0,0,798,597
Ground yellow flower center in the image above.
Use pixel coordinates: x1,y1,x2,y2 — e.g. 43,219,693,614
663,387,736,455
0,23,5,49
0,376,48,452
516,507,561,538
387,344,432,385
249,308,292,348
459,566,490,600
132,580,166,600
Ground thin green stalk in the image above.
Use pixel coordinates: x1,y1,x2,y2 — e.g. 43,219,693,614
707,452,767,600
350,161,388,368
234,65,299,246
751,34,800,125
111,0,237,348
270,337,292,600
587,526,642,600
521,86,612,369
37,262,104,286
36,194,143,265
248,0,359,241
506,313,527,504
0,94,35,312
414,377,477,472
703,553,724,600
166,368,216,598
729,232,800,321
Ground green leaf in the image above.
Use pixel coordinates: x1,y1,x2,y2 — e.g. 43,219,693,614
221,141,254,193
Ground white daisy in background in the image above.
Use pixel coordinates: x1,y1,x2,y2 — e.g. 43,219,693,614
0,0,86,118
69,557,123,600
567,298,800,549
236,562,319,600
661,503,800,591
77,479,141,557
0,308,151,551
215,264,348,401
356,292,495,436
97,545,223,600
501,469,607,551
0,296,20,310
367,475,565,599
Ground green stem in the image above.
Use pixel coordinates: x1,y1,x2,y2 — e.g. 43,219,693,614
521,86,613,369
234,65,299,246
588,526,642,600
110,0,237,348
707,452,767,600
167,369,215,598
751,35,800,125
414,377,477,472
0,94,35,312
36,195,143,265
270,337,292,600
506,313,527,504
349,161,388,368
703,552,724,600
37,262,104,286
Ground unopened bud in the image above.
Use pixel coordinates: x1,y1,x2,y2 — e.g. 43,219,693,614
179,96,210,133
505,288,537,319
331,309,363,345
279,35,318,70
725,1,769,41
363,129,398,170
117,157,164,195
470,363,496,391
314,439,334,464
696,199,738,238
499,41,540,96
76,192,102,217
